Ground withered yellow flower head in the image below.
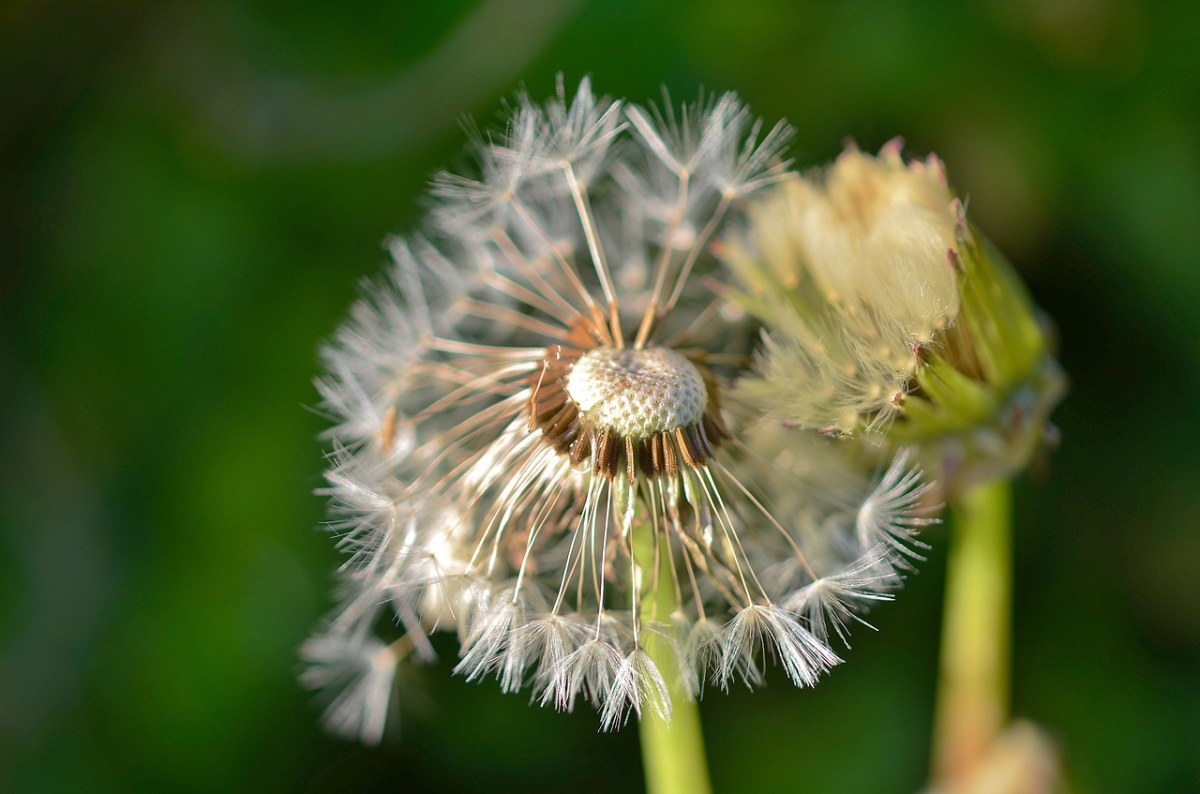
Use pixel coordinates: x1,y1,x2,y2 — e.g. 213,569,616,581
727,139,1064,491
789,140,960,341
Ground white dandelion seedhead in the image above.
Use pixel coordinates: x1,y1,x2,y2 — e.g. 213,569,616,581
301,77,937,741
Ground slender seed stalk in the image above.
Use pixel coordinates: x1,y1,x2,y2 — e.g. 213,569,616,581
634,520,712,794
930,477,1013,785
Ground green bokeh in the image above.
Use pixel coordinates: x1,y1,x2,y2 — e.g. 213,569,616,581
3,1,1197,791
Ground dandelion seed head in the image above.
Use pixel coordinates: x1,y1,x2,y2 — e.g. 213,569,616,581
302,77,935,740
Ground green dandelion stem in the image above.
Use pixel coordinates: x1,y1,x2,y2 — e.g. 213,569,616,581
634,519,712,794
931,476,1012,784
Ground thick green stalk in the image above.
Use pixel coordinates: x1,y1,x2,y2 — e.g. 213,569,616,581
931,477,1012,785
634,523,712,794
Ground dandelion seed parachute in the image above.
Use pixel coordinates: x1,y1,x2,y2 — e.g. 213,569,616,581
302,78,935,741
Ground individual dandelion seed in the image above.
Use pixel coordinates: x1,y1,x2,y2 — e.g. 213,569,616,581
725,139,1066,492
300,629,417,745
301,78,936,742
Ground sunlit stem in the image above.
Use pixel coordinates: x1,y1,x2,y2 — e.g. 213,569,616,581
931,477,1012,785
632,516,712,794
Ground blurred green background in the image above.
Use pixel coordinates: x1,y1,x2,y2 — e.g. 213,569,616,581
3,0,1198,791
